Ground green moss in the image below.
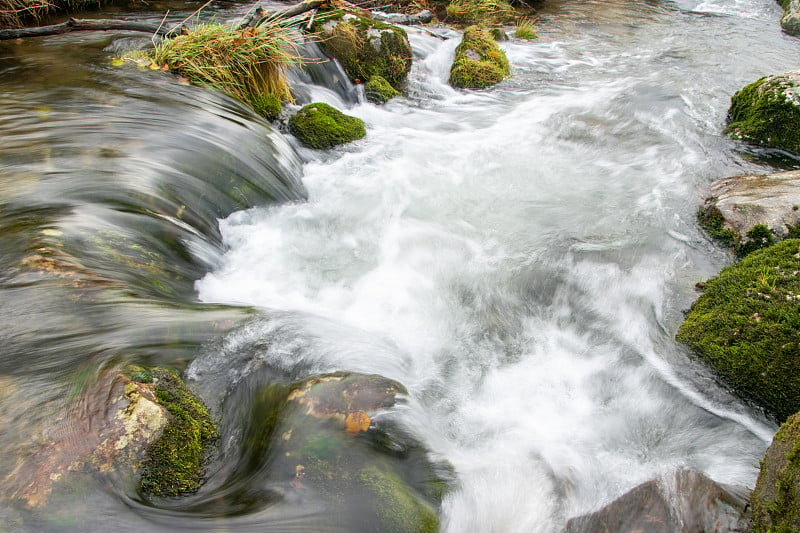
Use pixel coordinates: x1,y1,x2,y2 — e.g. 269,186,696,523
359,466,440,533
698,203,776,257
289,102,366,149
314,13,412,91
445,0,516,25
751,412,800,532
449,26,510,89
138,368,216,497
676,240,800,422
365,75,400,104
724,75,800,154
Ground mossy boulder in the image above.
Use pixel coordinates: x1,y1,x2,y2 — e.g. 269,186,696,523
698,171,800,256
289,102,367,149
779,0,800,35
449,26,511,89
239,372,448,532
136,367,216,497
365,74,401,104
313,13,413,92
751,411,800,532
724,72,800,154
676,240,800,422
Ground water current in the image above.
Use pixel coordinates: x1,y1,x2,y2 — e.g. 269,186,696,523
2,0,799,530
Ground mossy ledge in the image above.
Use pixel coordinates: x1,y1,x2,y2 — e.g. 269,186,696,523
134,367,216,497
698,202,775,257
449,26,510,89
724,72,800,154
751,411,800,532
365,74,400,104
289,102,366,149
313,12,412,92
676,239,800,422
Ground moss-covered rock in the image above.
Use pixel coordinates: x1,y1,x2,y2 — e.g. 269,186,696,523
137,367,216,497
365,74,401,104
449,26,510,89
289,102,367,149
724,72,800,154
779,0,800,35
313,13,413,91
676,240,800,422
445,0,516,25
751,411,800,532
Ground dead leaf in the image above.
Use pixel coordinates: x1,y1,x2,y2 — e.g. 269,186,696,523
344,411,370,435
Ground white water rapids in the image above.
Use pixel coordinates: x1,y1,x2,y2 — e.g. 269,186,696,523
196,0,797,529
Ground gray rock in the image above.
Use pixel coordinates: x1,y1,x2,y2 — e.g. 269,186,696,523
703,170,800,240
781,0,800,35
371,10,433,25
565,469,749,533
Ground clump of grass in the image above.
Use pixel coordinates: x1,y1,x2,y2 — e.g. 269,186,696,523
514,17,537,39
445,0,516,25
0,0,97,29
152,21,300,119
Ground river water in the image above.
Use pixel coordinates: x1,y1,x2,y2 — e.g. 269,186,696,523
0,0,797,530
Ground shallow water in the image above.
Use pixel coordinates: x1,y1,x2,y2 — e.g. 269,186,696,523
1,0,799,530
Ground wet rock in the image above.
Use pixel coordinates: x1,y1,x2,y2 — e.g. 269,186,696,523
699,170,800,254
371,10,434,25
751,410,800,532
565,469,749,533
365,74,401,104
449,26,510,89
312,12,413,91
1,366,215,507
289,102,367,149
724,71,800,154
239,372,448,532
779,0,800,35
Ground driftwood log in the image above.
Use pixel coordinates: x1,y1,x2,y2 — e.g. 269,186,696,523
0,0,325,41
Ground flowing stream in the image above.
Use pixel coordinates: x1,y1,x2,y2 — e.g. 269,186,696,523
1,0,799,530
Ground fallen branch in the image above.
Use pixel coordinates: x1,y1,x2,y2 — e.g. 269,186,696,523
252,0,325,26
0,17,184,40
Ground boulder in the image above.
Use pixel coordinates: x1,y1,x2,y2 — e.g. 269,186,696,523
779,0,800,35
751,411,800,532
289,102,367,149
676,239,800,422
371,10,434,25
698,170,800,255
313,13,413,92
237,372,448,532
565,469,749,533
1,366,215,507
365,74,401,104
724,72,800,154
449,26,510,89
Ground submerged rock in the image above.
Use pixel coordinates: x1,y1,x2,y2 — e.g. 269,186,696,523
1,366,215,507
289,102,367,149
676,239,800,422
751,411,800,532
313,12,413,92
449,26,510,89
724,72,800,154
237,372,448,532
698,170,800,255
565,469,749,533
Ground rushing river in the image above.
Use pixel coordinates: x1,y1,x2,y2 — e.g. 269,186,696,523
1,0,798,530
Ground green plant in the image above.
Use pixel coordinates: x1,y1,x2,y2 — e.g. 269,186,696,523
445,0,516,24
514,17,537,39
449,26,510,89
152,21,300,119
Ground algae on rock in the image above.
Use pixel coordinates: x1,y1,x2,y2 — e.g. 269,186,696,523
313,12,413,92
725,72,800,154
676,239,800,422
449,26,510,89
751,411,800,532
289,102,367,149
